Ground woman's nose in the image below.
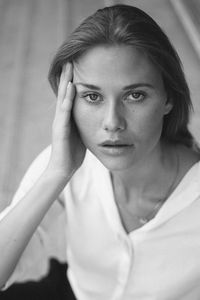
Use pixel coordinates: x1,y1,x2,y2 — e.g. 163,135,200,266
102,102,126,132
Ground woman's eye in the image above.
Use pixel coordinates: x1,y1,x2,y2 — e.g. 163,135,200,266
125,92,145,102
83,93,102,104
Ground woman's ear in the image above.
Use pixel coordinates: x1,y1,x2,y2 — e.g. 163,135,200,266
164,99,173,115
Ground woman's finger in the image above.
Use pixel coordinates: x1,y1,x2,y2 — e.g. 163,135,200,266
57,65,67,101
55,80,75,127
55,63,73,118
57,63,73,102
62,81,75,114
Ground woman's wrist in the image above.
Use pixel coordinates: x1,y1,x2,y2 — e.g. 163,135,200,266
43,165,73,186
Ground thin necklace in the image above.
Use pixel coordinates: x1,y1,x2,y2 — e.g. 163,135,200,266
137,151,180,225
115,151,180,226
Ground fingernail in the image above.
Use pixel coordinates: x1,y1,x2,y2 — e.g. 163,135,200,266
67,81,72,89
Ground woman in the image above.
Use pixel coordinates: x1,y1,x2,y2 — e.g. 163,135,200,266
0,4,200,300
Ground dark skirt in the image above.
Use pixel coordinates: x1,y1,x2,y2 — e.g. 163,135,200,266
0,258,77,300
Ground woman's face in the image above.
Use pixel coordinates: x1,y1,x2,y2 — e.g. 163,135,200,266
73,45,172,171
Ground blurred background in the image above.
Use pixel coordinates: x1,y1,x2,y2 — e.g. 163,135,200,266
0,0,200,210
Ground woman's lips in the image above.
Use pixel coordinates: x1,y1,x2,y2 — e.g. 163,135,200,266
98,141,134,155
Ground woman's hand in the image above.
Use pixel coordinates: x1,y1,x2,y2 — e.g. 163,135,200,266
47,63,86,181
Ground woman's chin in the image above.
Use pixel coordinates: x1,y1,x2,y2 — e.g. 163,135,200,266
97,155,136,172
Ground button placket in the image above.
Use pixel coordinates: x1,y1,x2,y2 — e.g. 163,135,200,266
111,235,133,300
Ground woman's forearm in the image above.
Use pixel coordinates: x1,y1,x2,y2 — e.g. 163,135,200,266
0,62,86,290
0,170,68,289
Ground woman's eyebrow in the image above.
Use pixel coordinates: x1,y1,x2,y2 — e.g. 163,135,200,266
75,83,101,90
122,83,155,90
75,82,155,90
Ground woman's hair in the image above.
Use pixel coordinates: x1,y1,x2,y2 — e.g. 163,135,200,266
48,4,197,149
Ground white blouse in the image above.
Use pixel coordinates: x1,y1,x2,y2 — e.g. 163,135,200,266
1,146,200,300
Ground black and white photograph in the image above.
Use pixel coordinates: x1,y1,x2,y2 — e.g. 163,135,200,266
0,1,200,299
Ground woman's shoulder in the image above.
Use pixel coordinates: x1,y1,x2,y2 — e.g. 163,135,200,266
178,144,200,165
176,144,200,182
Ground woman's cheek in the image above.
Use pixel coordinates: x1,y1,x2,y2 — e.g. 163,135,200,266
133,105,165,141
145,102,166,124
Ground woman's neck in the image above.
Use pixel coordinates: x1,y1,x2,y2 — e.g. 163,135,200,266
111,141,177,202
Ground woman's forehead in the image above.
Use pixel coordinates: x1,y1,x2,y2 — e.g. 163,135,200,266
73,45,162,87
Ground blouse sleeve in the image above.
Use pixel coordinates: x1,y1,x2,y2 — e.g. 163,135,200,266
0,146,67,289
